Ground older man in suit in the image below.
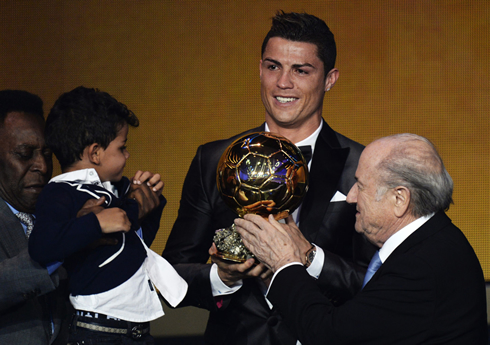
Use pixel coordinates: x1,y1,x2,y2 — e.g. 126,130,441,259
0,90,71,345
236,133,488,344
163,11,376,345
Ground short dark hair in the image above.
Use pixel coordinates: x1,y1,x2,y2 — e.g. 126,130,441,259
261,11,337,75
0,89,44,125
45,86,139,170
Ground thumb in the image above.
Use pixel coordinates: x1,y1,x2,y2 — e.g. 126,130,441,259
84,196,106,207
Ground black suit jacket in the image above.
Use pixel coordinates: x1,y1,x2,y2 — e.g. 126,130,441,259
163,120,377,345
268,211,488,345
0,198,71,345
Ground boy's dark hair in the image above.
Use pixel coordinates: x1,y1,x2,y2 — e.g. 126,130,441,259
0,89,44,125
261,11,337,76
45,86,139,170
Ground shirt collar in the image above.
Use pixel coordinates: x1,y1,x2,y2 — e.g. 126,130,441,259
50,168,116,194
379,213,434,262
264,121,323,157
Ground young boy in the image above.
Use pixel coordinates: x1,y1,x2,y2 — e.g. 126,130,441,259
28,86,187,344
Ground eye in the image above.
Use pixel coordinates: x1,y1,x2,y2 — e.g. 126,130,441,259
120,145,127,152
14,150,34,160
296,68,308,75
267,64,278,71
43,149,53,160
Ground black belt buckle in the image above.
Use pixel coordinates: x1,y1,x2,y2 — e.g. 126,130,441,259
131,324,144,339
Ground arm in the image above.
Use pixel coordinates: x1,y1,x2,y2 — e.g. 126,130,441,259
0,248,58,313
267,257,436,345
29,185,130,265
127,171,166,246
236,214,436,345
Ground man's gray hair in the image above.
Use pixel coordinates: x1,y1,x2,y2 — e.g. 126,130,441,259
375,134,453,217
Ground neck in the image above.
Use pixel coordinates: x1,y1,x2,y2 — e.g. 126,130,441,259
265,117,322,143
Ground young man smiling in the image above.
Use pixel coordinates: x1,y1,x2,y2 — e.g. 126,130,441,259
163,11,376,345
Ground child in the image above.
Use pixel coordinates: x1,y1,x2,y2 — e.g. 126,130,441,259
28,86,187,344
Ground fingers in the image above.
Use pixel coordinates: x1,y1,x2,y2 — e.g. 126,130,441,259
77,197,106,218
132,171,163,193
84,196,106,207
96,208,131,233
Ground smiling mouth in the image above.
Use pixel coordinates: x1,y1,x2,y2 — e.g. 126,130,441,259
275,96,297,103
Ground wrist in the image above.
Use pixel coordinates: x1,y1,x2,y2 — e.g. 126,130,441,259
304,244,316,268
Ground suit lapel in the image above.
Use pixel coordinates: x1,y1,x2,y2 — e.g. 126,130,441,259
0,199,27,258
299,122,350,238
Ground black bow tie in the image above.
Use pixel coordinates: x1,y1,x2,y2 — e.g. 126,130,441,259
298,145,312,164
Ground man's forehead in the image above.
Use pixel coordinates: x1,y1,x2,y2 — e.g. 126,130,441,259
263,38,321,62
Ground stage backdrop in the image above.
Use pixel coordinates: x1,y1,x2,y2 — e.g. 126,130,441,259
1,1,488,281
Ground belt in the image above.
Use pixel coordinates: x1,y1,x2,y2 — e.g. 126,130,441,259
71,312,150,339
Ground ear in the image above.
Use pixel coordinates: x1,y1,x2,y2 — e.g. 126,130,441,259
324,68,339,92
393,186,411,218
87,143,102,165
259,59,264,79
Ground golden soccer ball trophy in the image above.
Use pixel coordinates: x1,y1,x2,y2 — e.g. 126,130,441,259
214,132,309,262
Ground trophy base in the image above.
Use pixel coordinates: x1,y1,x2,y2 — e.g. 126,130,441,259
213,224,254,263
212,211,290,263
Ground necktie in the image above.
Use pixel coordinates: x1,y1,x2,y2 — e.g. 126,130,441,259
16,212,35,238
298,145,312,164
362,251,382,288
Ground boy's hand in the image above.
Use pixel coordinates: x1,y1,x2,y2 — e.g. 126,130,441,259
129,170,164,219
96,208,131,233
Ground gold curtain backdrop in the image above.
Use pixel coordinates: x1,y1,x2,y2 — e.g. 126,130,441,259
1,1,489,279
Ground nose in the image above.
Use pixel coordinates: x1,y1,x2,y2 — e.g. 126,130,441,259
346,183,358,204
277,70,293,89
124,149,130,159
31,151,50,175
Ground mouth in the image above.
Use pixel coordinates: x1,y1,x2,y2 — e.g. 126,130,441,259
25,184,46,193
275,96,298,104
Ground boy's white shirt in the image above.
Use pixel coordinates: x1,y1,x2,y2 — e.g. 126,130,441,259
51,168,187,322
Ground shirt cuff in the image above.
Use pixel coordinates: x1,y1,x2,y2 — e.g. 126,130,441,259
306,243,324,279
47,261,63,275
210,263,243,297
266,262,303,297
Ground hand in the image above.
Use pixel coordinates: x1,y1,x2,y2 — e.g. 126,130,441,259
95,208,131,234
77,197,119,248
209,243,271,287
282,215,314,266
235,214,304,272
129,170,163,219
77,197,106,218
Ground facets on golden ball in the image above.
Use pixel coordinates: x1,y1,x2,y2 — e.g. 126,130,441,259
217,132,309,218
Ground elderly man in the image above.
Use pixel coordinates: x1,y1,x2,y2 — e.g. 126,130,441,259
0,90,71,344
236,133,488,344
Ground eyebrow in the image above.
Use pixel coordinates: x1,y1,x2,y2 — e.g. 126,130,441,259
263,58,316,70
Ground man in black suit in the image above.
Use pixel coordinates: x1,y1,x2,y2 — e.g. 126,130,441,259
163,11,376,345
236,133,488,344
0,90,71,344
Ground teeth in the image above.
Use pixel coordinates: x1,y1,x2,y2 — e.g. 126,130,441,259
276,97,296,103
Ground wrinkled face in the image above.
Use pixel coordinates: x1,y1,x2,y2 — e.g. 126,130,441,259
0,112,53,213
346,142,395,248
96,123,129,183
260,37,330,129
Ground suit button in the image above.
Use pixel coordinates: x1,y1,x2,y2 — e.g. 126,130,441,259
267,316,278,326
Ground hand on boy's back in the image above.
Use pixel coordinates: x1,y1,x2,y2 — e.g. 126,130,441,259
77,197,120,246
129,170,164,220
79,196,131,234
77,197,106,218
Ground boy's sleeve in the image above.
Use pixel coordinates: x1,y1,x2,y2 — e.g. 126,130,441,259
138,195,166,247
29,184,103,265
